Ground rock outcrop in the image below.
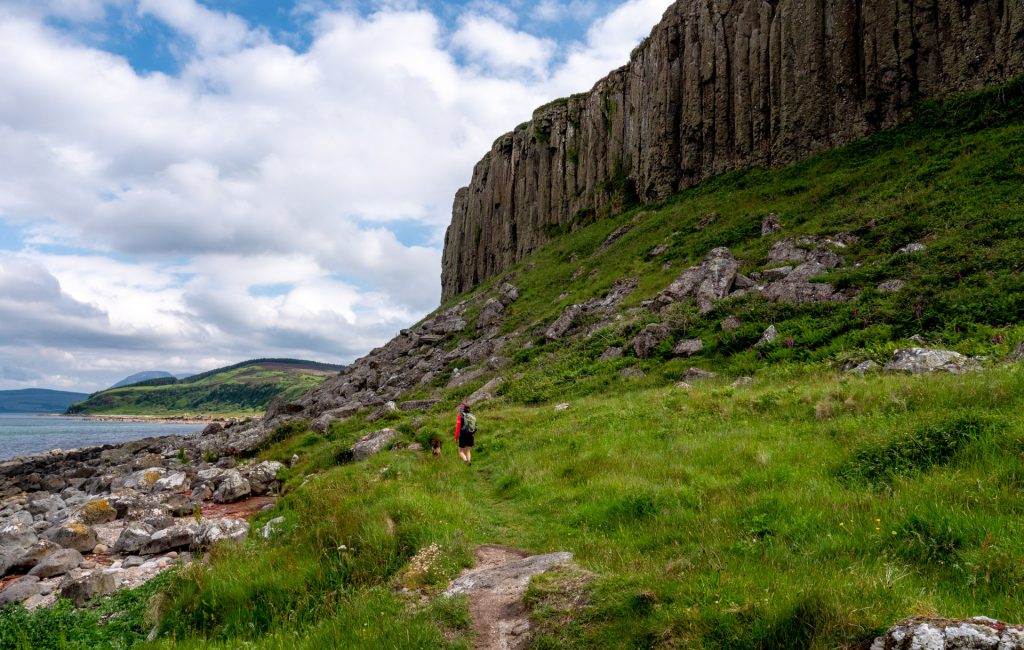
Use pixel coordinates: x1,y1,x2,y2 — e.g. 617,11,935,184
871,616,1024,649
441,0,1024,299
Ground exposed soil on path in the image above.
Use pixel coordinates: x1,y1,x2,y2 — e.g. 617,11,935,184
445,544,573,650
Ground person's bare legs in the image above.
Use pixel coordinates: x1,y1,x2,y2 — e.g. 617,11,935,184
458,447,468,463
465,448,471,464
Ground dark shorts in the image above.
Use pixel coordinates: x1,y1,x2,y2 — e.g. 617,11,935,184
458,431,475,448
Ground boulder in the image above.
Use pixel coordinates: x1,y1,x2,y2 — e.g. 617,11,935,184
655,247,740,313
477,298,505,328
59,570,120,607
352,429,399,462
28,548,83,578
467,377,504,405
877,280,905,293
261,517,286,539
141,524,198,555
194,518,249,547
754,325,778,348
599,347,623,361
870,616,1024,649
245,461,283,496
122,467,167,491
683,368,717,382
76,498,117,525
212,470,251,504
847,360,881,374
884,348,981,374
498,283,521,305
721,316,743,332
27,494,65,516
0,576,42,606
632,323,670,359
897,243,927,255
761,266,793,281
672,339,704,358
43,522,98,553
9,540,62,574
1009,342,1024,363
127,506,174,530
154,472,189,492
761,213,782,236
767,237,843,269
114,523,157,554
0,522,38,549
546,304,583,341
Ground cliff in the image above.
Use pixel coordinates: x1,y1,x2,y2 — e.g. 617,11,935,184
441,0,1024,300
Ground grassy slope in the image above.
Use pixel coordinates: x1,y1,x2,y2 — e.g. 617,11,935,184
4,82,1024,648
66,360,344,417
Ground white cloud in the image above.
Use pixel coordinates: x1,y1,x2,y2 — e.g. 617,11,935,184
451,15,556,77
0,0,671,390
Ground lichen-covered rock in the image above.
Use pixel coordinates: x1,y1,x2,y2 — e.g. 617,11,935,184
77,498,117,525
870,616,1024,649
195,518,249,547
754,326,778,348
154,472,189,493
885,348,981,374
43,521,98,553
655,248,740,313
212,470,251,504
245,461,283,496
352,429,399,462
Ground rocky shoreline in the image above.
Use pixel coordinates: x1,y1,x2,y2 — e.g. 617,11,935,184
0,429,284,609
51,414,236,425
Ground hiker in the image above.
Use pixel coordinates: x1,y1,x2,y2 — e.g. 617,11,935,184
455,403,476,465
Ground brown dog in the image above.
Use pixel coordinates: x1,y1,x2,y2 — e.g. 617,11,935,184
431,439,442,456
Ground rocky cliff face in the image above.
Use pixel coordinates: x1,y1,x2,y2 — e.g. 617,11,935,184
441,0,1024,300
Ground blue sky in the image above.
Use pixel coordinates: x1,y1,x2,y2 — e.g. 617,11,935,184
0,0,672,391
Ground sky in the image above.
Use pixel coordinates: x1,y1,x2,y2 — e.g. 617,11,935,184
0,0,673,392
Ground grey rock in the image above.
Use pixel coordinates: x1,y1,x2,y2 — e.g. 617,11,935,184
847,360,881,374
28,548,83,578
761,266,793,281
683,368,717,382
546,304,583,341
113,523,156,555
398,400,439,412
655,248,740,313
59,570,119,606
672,339,704,358
0,522,38,549
141,524,198,555
647,244,669,258
467,377,504,405
245,461,283,496
632,323,670,359
9,540,62,574
477,298,505,329
897,243,927,255
261,517,287,540
767,238,844,269
1008,342,1024,363
195,518,249,547
498,283,521,305
352,429,399,462
0,576,42,606
731,377,753,387
27,494,65,516
445,551,573,597
154,472,189,492
212,470,251,504
870,616,1024,650
877,280,906,293
884,348,981,375
121,556,145,568
761,213,782,236
619,367,646,379
127,506,174,530
721,316,743,332
43,522,98,553
754,325,778,348
598,347,623,361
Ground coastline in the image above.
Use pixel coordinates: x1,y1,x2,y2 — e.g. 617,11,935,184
46,413,254,425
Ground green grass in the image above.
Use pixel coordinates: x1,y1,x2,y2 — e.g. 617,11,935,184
6,80,1024,648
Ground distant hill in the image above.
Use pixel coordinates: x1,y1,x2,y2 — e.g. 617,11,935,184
0,389,91,414
110,371,176,389
66,359,347,416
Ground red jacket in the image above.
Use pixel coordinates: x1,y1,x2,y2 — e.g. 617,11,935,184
454,412,463,442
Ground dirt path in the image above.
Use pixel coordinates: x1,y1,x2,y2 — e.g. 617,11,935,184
445,544,573,650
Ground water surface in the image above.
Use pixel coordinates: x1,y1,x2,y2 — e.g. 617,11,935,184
0,413,201,461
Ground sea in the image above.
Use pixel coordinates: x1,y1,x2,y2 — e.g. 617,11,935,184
0,413,202,461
